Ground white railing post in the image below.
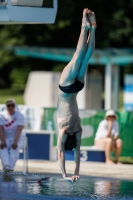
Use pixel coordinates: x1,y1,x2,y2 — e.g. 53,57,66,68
105,63,112,110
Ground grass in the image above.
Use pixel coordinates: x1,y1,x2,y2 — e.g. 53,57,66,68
111,156,133,164
119,157,133,164
0,88,124,108
0,89,24,104
118,90,124,110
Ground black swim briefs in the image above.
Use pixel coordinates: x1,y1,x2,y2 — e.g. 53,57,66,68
59,79,84,94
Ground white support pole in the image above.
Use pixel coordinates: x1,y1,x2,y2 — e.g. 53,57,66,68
77,76,86,109
105,63,112,110
113,65,119,110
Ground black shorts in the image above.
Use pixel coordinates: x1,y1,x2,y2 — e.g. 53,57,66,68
59,79,84,94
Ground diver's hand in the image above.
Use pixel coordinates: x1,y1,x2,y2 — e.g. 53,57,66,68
64,176,72,181
64,176,74,183
72,175,79,181
64,175,79,183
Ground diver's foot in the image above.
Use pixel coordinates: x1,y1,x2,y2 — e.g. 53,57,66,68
88,10,97,29
82,8,91,29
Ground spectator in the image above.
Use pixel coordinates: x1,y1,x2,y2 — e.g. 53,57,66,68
0,99,25,173
94,110,122,164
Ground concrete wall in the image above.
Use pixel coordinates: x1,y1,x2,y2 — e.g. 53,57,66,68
24,71,60,107
85,74,102,109
24,71,102,109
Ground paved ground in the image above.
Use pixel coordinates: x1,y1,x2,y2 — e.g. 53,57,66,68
14,160,133,180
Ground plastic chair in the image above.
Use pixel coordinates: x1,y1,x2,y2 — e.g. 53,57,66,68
19,135,28,174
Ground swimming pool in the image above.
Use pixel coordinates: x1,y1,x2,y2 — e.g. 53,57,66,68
0,173,133,200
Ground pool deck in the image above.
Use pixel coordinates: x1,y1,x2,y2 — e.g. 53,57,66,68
14,160,133,180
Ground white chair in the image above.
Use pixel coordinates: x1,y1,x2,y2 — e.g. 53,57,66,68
0,135,28,174
19,135,28,174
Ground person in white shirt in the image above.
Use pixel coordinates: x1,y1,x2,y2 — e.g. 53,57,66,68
0,99,25,173
94,110,122,164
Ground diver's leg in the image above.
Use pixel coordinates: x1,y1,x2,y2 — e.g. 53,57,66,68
76,11,96,83
59,8,91,86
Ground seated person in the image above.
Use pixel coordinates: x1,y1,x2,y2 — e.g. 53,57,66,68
94,110,122,164
0,99,25,173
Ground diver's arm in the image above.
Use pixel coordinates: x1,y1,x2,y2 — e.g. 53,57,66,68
74,141,80,176
57,132,67,178
73,131,82,181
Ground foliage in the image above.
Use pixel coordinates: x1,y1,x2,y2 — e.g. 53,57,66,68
0,0,133,89
0,89,24,104
118,157,133,164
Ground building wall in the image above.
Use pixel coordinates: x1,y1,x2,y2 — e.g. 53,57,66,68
24,71,102,109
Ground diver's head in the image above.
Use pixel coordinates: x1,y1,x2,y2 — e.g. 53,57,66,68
65,134,77,151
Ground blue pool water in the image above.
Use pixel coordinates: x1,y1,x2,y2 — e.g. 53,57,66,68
0,173,133,200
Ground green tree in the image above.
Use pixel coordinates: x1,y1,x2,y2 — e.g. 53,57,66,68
0,0,133,89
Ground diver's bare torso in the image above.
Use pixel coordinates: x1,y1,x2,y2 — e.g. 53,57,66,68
57,89,82,135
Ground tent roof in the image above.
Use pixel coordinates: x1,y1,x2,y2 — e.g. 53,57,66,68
6,46,133,65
